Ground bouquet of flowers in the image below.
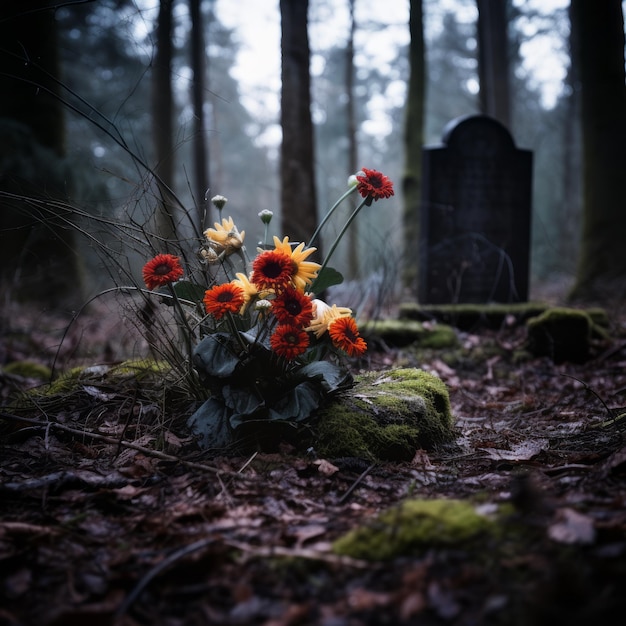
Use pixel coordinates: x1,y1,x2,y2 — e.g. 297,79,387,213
141,168,394,451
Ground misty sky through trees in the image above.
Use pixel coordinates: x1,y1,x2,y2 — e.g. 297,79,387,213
4,0,621,304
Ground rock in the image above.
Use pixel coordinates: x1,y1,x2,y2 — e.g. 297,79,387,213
314,368,455,462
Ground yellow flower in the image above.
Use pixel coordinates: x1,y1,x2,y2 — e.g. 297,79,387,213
204,217,245,254
307,299,352,338
232,272,273,312
272,236,320,291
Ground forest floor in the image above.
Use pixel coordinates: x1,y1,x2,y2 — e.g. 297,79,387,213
1,293,625,626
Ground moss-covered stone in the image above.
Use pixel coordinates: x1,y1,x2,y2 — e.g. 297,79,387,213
333,498,495,561
398,302,550,330
314,368,454,461
24,359,172,396
361,319,457,349
3,360,52,381
526,307,608,363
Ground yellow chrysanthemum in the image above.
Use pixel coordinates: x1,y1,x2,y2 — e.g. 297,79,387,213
204,217,245,254
306,299,352,338
272,236,320,291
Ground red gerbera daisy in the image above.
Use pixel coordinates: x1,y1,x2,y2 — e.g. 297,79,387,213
328,316,367,357
271,286,314,328
142,254,184,290
203,283,246,320
356,167,394,202
270,324,310,360
251,250,295,291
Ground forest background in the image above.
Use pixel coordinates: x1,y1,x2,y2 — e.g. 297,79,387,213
1,0,625,318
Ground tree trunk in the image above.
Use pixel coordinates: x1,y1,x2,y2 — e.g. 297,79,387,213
476,0,511,128
402,0,426,293
0,0,85,309
152,0,178,246
279,0,319,254
569,0,626,301
189,0,210,231
346,0,358,278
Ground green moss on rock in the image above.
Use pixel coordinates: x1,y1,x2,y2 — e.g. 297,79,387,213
526,307,608,363
398,302,549,330
315,368,454,461
333,498,495,561
3,360,52,381
361,319,457,349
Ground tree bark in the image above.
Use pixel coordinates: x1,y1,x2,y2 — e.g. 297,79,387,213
0,0,84,309
189,0,210,231
403,0,426,293
152,0,178,246
569,0,626,301
476,0,511,128
346,0,358,278
279,0,319,254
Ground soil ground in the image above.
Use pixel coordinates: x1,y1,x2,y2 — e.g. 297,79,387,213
1,297,625,626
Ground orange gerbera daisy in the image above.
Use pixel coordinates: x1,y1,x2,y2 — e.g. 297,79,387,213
328,316,367,357
271,286,314,328
142,254,184,290
270,324,310,360
306,300,353,338
203,283,245,320
356,167,394,202
251,249,295,291
272,236,320,291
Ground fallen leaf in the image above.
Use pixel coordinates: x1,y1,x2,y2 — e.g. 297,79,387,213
548,507,596,545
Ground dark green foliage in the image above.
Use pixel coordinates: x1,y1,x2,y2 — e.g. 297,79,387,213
188,332,353,452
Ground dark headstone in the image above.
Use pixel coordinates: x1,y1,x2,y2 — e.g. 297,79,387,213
418,115,532,304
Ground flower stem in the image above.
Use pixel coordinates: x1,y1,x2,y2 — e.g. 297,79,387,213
225,311,248,354
312,196,368,291
308,186,357,248
167,284,195,369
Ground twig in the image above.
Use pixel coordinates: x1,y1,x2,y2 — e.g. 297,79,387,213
223,539,369,569
115,537,217,619
115,536,369,618
238,450,258,473
0,412,255,481
338,462,376,504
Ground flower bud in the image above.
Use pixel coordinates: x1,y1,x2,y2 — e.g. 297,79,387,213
211,195,228,210
258,210,273,225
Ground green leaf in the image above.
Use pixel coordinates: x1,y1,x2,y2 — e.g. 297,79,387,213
223,384,265,415
298,361,353,394
163,280,206,305
267,381,324,423
310,266,344,294
187,397,234,449
193,333,240,378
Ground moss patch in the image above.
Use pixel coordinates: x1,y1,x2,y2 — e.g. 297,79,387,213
526,307,609,363
333,498,495,561
361,319,458,349
314,368,454,461
3,360,52,381
398,302,550,330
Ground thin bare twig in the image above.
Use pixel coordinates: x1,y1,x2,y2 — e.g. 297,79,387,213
0,412,255,481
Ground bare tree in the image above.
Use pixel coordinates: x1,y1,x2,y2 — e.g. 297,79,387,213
152,0,177,245
569,0,626,301
403,0,426,293
476,0,511,128
344,0,359,278
279,0,319,252
0,0,84,308
189,0,210,230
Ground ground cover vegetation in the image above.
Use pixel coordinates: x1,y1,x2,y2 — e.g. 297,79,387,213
1,294,625,625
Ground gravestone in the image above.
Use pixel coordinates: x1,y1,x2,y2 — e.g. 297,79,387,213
418,115,532,304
